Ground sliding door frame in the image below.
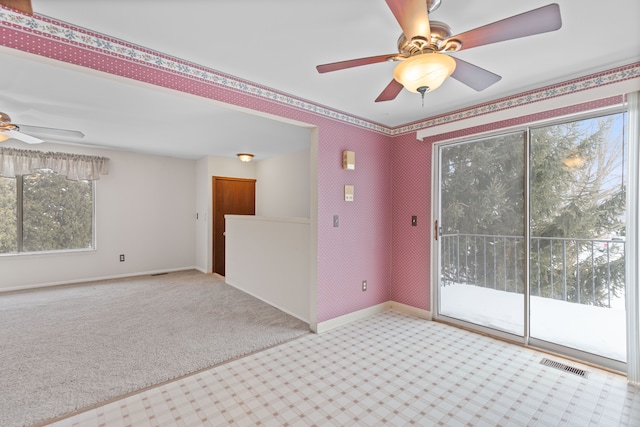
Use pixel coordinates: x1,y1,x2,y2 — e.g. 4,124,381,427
431,104,631,374
432,128,529,346
626,91,640,384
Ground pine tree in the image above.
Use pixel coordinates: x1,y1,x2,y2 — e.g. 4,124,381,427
530,114,626,306
440,131,525,291
0,170,93,253
440,112,626,307
22,170,93,251
0,177,18,252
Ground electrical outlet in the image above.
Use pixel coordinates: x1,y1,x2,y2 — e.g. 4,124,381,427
362,280,367,292
119,254,125,262
333,215,339,227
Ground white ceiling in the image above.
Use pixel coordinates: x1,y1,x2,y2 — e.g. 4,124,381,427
1,0,639,159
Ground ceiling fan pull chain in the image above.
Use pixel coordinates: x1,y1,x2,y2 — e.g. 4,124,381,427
417,86,428,107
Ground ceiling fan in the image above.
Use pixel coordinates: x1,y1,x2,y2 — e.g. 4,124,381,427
0,0,32,15
316,0,562,103
0,112,85,144
0,112,43,144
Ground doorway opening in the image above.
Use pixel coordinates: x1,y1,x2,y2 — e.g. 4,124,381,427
212,176,256,276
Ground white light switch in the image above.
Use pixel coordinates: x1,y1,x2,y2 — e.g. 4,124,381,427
345,185,354,202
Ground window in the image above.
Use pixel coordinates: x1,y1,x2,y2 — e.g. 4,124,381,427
0,147,108,254
0,169,94,254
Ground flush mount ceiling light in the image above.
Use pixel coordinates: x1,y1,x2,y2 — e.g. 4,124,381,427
393,52,456,100
237,153,254,162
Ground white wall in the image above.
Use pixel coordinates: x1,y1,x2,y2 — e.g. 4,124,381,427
256,148,310,218
195,157,209,272
195,151,311,273
194,156,257,273
225,215,310,322
0,141,197,290
1,141,310,289
207,156,258,180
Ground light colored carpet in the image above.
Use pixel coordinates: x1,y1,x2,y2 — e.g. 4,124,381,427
0,270,310,427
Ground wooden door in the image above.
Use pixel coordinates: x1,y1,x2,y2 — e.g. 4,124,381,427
212,177,256,276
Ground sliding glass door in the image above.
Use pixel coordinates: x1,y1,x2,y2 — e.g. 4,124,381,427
438,132,526,337
529,112,627,364
436,109,628,369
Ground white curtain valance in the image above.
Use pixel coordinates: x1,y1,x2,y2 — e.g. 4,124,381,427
0,147,109,181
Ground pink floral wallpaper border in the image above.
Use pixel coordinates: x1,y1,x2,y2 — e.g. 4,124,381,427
1,7,638,137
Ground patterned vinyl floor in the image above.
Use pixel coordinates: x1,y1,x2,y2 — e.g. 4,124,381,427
47,311,640,426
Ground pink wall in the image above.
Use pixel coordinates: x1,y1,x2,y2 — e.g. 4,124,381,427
316,126,392,322
390,133,432,311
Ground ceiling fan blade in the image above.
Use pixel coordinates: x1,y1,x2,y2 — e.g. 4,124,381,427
449,3,562,52
2,129,43,144
0,0,33,15
385,0,430,40
375,79,404,102
17,124,85,139
316,54,395,73
450,57,502,91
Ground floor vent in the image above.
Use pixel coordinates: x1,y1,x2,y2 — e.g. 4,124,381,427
540,358,589,378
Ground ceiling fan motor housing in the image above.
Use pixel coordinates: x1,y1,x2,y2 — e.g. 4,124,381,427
0,112,19,131
397,21,461,56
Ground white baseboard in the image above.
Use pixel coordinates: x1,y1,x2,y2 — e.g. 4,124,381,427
390,301,432,320
313,302,391,333
0,267,199,293
313,301,431,333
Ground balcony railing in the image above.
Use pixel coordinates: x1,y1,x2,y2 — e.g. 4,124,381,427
440,233,625,308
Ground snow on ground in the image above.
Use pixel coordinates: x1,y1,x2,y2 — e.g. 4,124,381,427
440,284,626,361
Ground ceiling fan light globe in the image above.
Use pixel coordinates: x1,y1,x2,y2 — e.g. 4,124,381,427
393,53,456,93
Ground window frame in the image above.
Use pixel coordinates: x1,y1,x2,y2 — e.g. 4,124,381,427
0,169,97,257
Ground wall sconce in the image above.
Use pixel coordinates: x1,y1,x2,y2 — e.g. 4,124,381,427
237,153,254,162
342,150,355,170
